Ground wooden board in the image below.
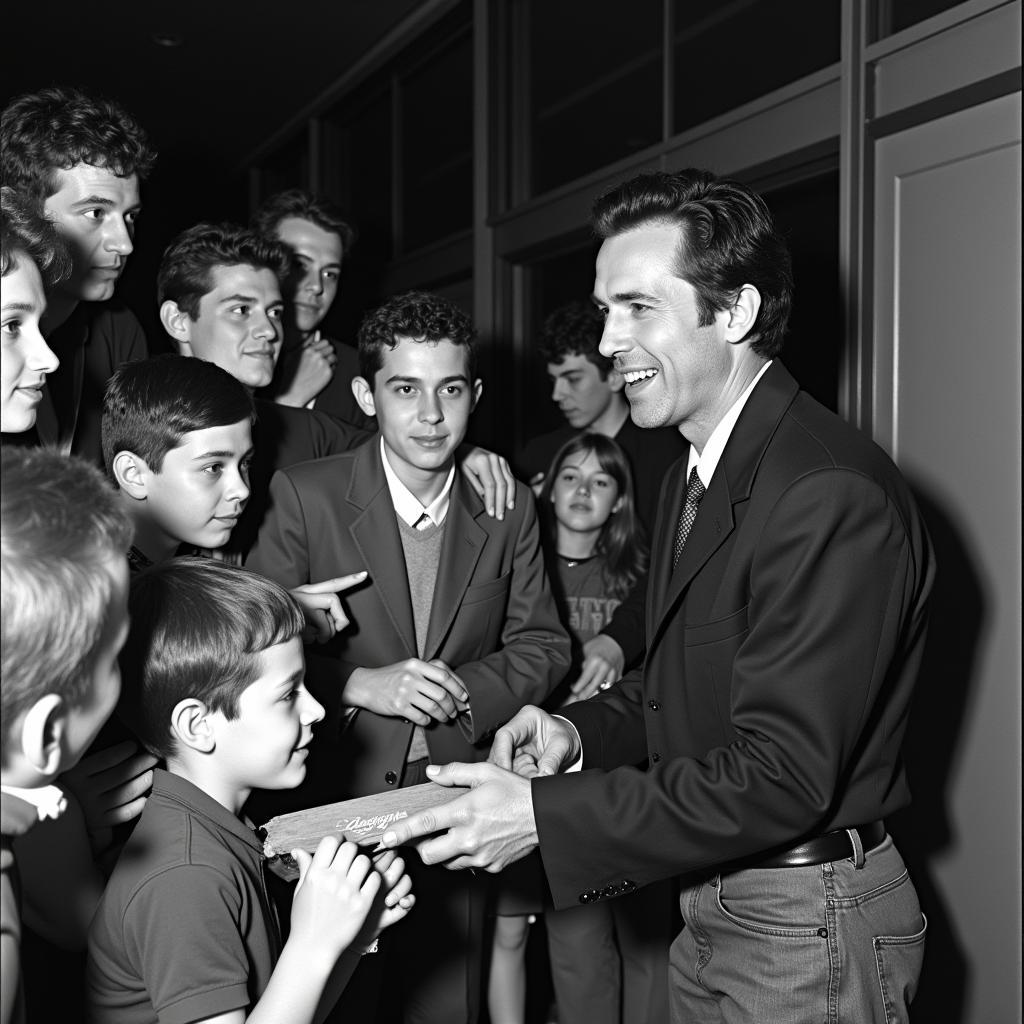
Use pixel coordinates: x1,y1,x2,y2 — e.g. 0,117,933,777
258,782,470,881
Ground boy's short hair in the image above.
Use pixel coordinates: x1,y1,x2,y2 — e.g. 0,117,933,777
358,290,476,384
101,354,256,478
1,448,132,757
251,188,356,253
0,185,72,287
157,222,292,320
537,301,612,378
0,85,156,203
119,558,305,760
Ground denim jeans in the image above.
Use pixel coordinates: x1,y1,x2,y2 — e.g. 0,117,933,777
669,835,926,1023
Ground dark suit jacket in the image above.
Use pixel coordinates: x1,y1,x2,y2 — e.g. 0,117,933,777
532,362,935,909
247,437,570,804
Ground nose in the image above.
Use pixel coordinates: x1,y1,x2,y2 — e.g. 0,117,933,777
419,391,443,424
27,329,59,374
575,479,591,497
304,268,323,297
252,312,279,343
103,215,134,257
598,312,627,360
551,378,567,403
225,464,250,507
300,688,326,725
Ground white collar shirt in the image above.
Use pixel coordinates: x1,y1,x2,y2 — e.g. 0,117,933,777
379,437,456,527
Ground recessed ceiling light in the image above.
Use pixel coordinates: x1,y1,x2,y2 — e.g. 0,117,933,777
151,31,184,48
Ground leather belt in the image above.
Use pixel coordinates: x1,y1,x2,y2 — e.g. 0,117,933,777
755,821,886,869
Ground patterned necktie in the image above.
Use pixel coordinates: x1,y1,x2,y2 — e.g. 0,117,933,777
672,467,706,568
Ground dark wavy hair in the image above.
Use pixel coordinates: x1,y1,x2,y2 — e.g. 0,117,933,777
537,301,611,377
251,188,356,253
157,222,292,319
357,290,476,383
540,433,648,601
1,85,156,202
102,355,255,479
118,557,305,760
1,448,132,757
592,169,793,358
0,186,71,286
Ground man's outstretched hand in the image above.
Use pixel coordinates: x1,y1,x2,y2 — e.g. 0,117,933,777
489,705,580,779
377,762,538,873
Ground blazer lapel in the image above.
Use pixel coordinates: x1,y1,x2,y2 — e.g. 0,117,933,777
347,442,417,656
647,361,801,651
423,477,486,660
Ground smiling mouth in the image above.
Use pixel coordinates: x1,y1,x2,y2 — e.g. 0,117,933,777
621,369,659,386
413,436,448,446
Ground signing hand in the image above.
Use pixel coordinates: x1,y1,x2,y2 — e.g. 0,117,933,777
344,659,469,725
489,705,579,778
459,447,516,519
568,633,625,703
291,571,368,643
60,741,158,854
379,761,537,873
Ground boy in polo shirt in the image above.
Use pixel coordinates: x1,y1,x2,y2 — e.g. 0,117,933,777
2,447,133,1024
87,558,414,1024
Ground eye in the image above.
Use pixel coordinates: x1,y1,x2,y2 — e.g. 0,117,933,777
201,462,224,477
323,269,339,281
594,305,609,319
230,304,250,317
125,211,139,226
630,302,651,316
441,384,463,397
1,318,21,338
83,208,105,221
395,385,415,396
281,688,298,702
268,307,283,321
240,456,253,478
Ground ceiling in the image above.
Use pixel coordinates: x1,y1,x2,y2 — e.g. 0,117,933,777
4,0,425,179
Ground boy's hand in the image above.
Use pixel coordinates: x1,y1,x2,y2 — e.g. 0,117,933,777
459,447,516,519
290,837,380,960
353,850,415,950
60,741,158,854
345,660,468,724
291,571,368,643
275,330,337,408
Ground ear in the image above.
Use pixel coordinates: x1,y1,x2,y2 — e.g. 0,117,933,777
611,495,624,516
722,284,762,345
352,376,376,417
160,299,195,356
112,450,153,499
169,698,216,754
19,694,66,779
470,379,483,411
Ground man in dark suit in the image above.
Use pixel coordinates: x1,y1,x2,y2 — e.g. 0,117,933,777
247,290,569,1024
380,170,935,1023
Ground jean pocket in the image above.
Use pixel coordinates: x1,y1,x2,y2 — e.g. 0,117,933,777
715,868,824,937
874,913,927,1024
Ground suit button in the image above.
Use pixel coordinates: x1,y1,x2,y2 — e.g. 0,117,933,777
384,771,398,785
647,700,660,711
650,752,661,763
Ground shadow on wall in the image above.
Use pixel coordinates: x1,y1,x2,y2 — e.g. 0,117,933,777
888,482,984,1024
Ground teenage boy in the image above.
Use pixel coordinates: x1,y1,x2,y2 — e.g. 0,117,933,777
251,189,373,431
1,447,133,1024
0,86,157,465
247,291,570,1024
157,223,515,554
87,557,415,1024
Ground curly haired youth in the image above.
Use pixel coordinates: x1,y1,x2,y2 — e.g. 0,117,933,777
1,86,157,202
537,300,611,376
592,169,793,358
357,290,476,383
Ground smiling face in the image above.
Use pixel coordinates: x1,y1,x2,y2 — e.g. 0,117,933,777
211,638,324,798
177,264,284,388
1,256,59,432
550,449,622,538
594,221,738,447
138,419,253,552
275,216,344,335
43,163,141,303
354,337,482,500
